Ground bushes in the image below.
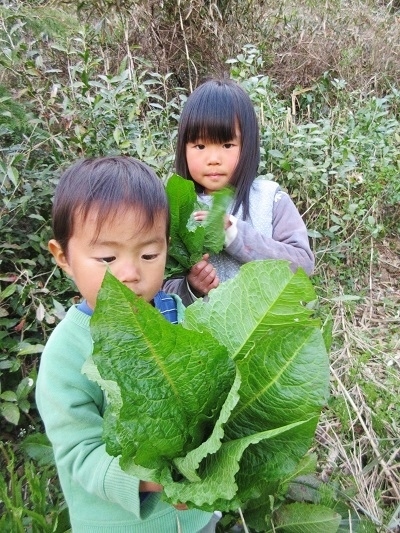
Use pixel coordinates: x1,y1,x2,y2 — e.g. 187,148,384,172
0,439,68,532
231,47,400,269
0,3,399,530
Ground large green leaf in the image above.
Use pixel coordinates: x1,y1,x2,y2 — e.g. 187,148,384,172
88,260,330,516
226,325,329,495
166,173,202,271
202,186,234,252
89,271,236,471
274,502,341,532
161,418,317,510
183,260,319,358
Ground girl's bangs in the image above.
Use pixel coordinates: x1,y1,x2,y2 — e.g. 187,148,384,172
186,106,237,144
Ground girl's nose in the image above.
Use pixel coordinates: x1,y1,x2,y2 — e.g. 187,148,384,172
206,147,221,164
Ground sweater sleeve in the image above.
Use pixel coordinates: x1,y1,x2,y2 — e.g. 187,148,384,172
35,310,160,519
225,191,315,275
162,277,198,306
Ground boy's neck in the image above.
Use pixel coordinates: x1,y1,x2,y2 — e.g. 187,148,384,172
77,300,93,316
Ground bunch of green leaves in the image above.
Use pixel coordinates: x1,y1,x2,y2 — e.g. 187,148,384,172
85,260,335,530
165,174,234,277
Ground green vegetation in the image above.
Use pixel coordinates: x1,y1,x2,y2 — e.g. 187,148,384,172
166,175,234,277
0,1,399,531
86,263,330,530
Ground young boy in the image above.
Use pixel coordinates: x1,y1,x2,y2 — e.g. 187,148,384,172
35,156,217,532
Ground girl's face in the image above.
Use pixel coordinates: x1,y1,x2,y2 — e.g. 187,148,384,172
185,126,241,194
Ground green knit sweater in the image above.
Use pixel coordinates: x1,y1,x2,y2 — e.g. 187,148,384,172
36,304,212,532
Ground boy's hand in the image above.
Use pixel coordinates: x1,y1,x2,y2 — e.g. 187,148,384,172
174,502,189,510
187,254,219,297
139,481,163,493
139,481,187,510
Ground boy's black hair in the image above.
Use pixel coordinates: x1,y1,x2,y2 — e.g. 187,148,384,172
175,78,260,219
52,156,169,253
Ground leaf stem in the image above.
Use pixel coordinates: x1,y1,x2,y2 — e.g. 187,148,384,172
238,507,250,533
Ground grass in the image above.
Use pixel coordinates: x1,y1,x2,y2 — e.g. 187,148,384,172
315,238,400,530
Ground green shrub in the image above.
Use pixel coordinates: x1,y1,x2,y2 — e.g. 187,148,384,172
228,48,400,270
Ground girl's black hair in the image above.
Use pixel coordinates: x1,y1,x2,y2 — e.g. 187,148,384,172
175,78,260,219
52,156,169,253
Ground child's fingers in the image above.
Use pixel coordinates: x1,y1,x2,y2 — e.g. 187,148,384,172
208,274,219,290
174,503,189,510
188,260,219,295
139,480,163,492
192,260,214,278
191,257,209,274
193,210,208,221
197,266,218,289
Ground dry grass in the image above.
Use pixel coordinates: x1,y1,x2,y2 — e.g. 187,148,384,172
123,0,400,95
266,0,400,95
69,0,400,94
316,238,400,531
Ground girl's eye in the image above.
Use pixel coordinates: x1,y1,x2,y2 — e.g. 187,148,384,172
194,144,205,150
223,143,235,149
143,254,158,261
100,256,116,264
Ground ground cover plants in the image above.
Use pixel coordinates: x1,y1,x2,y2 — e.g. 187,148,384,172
0,1,399,531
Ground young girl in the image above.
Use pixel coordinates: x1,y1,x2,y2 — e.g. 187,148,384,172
163,78,314,306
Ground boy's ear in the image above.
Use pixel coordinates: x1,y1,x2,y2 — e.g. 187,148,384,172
48,239,73,276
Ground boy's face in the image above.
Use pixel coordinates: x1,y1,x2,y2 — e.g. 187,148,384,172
49,206,168,310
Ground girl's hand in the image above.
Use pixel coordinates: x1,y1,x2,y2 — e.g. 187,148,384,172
194,211,232,230
187,254,219,296
224,214,232,230
193,210,208,222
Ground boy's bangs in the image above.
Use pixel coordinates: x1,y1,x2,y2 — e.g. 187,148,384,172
87,202,167,246
77,175,168,242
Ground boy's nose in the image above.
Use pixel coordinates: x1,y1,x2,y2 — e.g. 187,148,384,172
118,262,140,284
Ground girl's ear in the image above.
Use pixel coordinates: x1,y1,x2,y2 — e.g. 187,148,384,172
48,239,73,277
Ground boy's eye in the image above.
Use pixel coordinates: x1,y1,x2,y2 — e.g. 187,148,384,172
142,253,158,260
100,256,116,264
